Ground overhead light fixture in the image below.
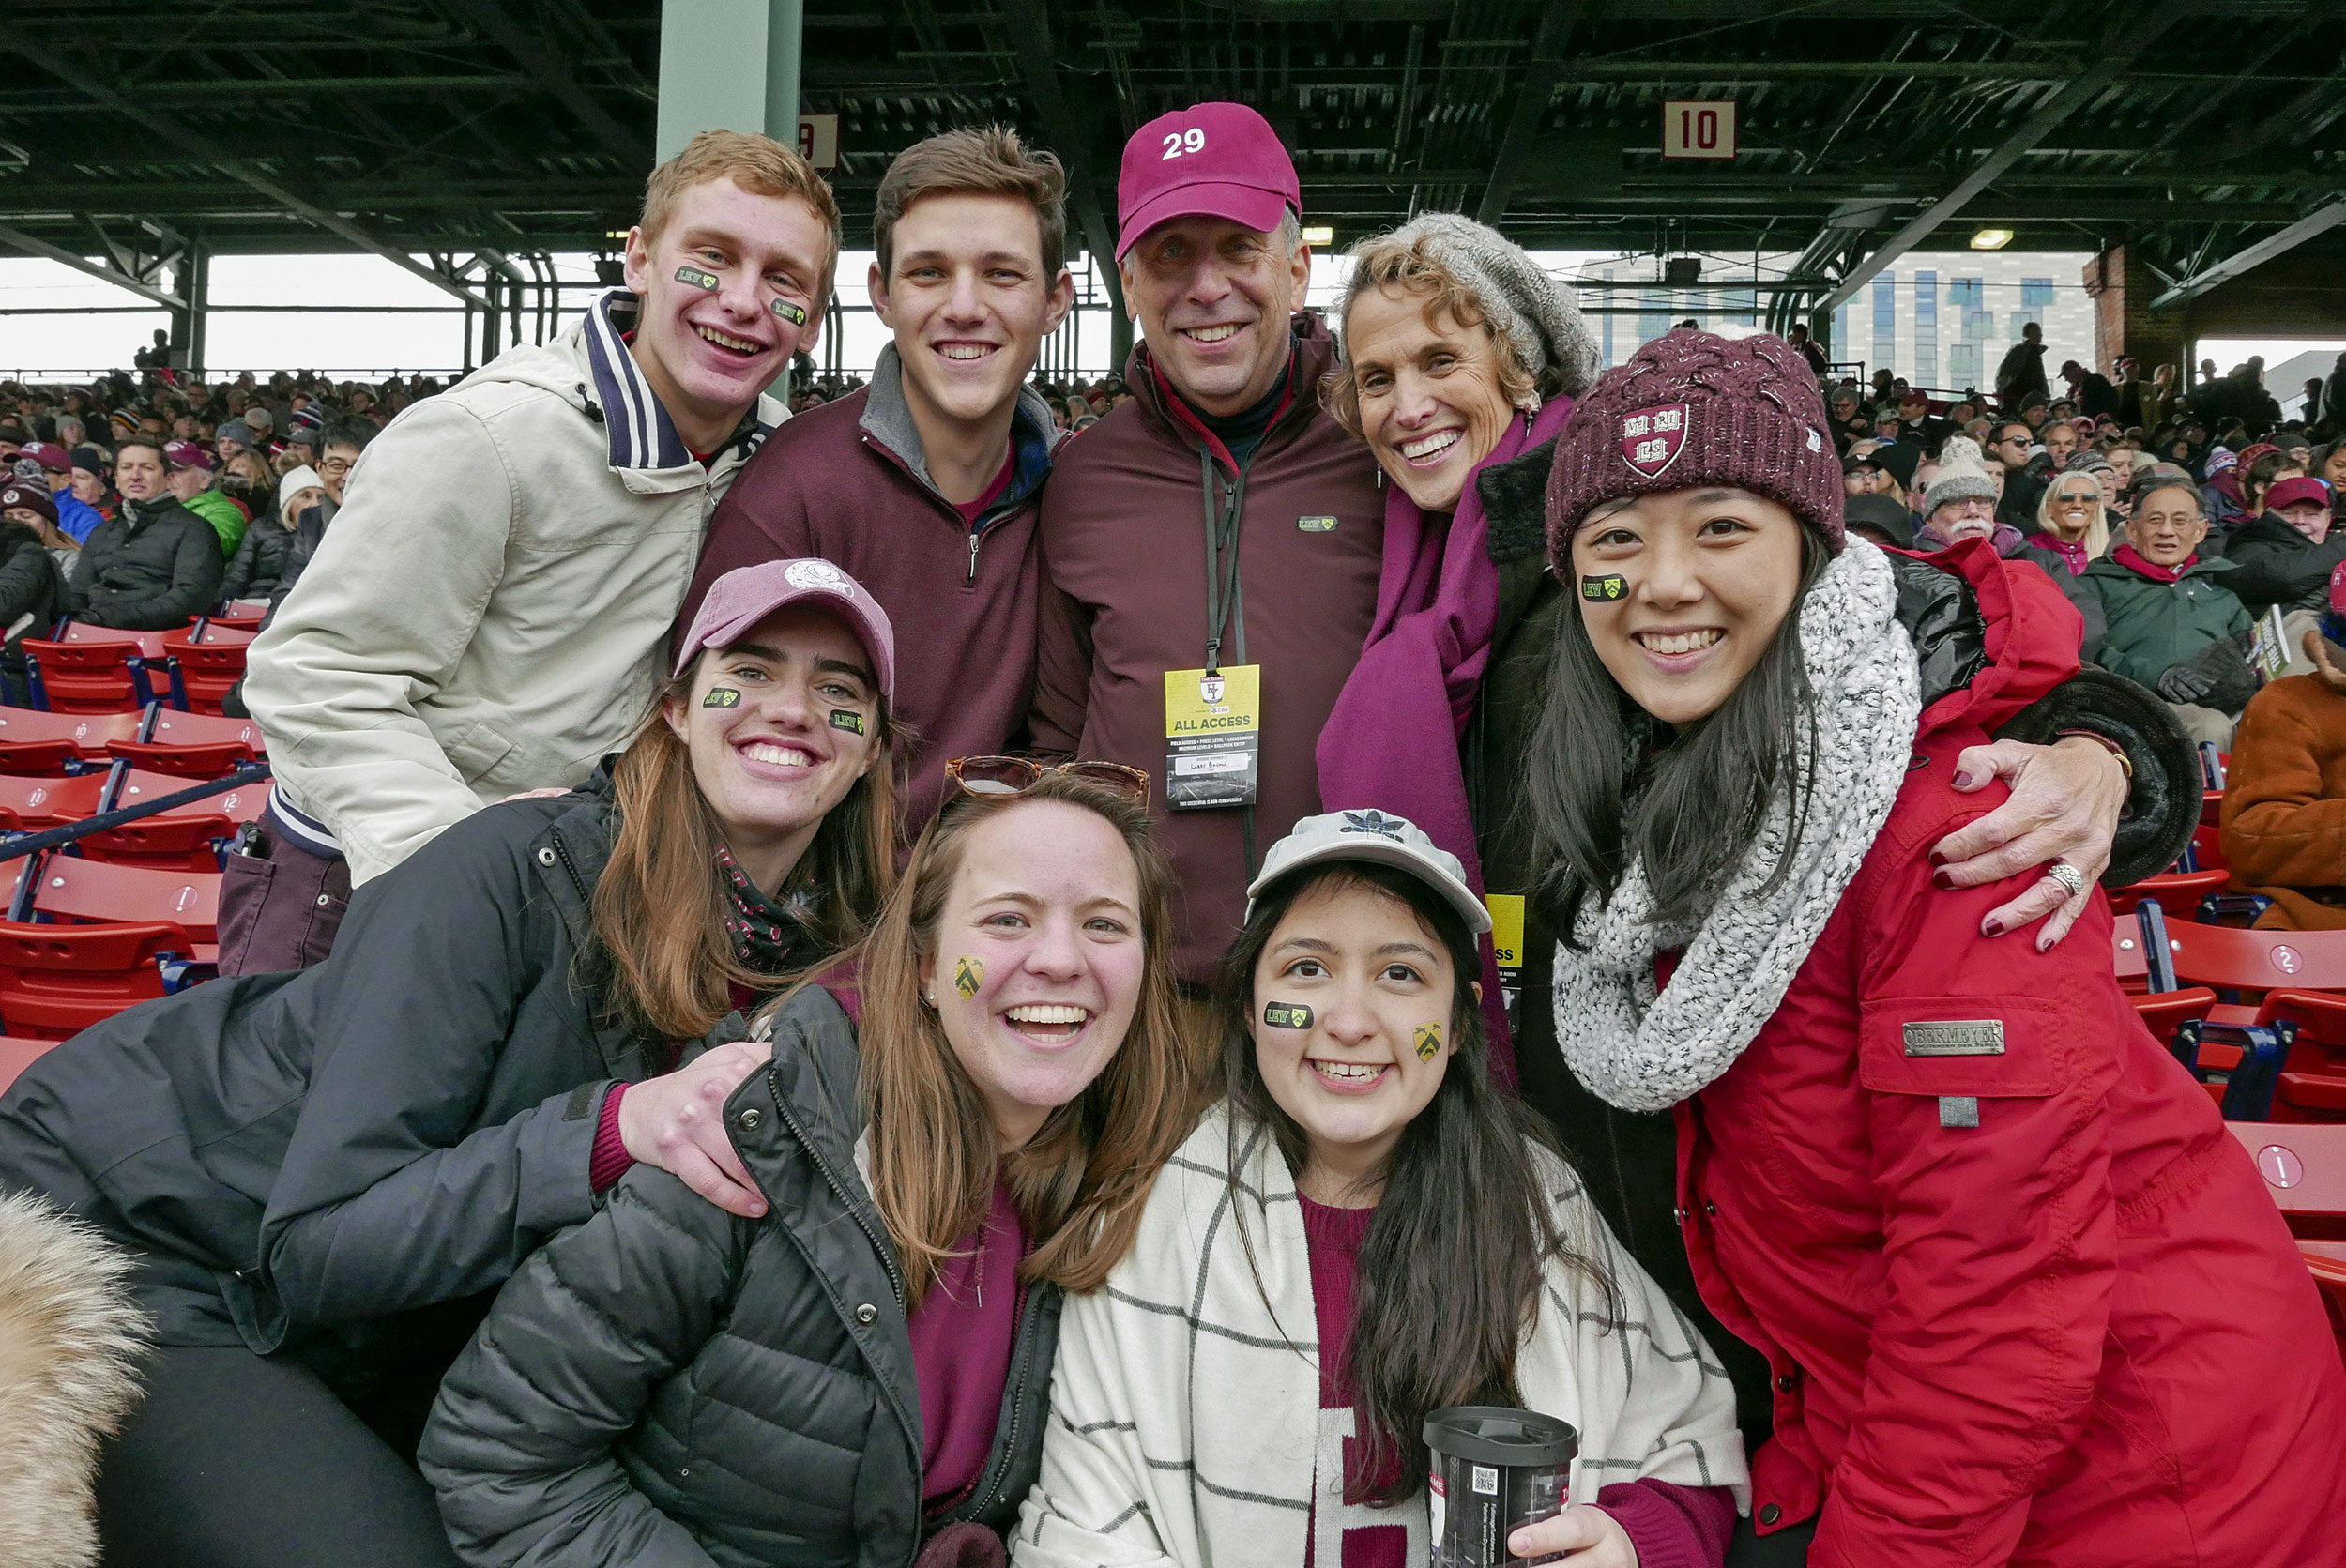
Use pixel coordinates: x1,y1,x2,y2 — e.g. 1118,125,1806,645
1301,225,1334,248
604,228,632,241
1970,228,2014,251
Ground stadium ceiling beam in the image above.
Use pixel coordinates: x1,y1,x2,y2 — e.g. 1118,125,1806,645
0,221,186,309
445,0,649,169
11,50,493,312
1810,0,2195,321
997,0,1127,320
2149,197,2346,310
1474,0,1599,227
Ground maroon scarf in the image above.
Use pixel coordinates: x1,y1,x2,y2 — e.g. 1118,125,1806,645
1316,396,1576,1082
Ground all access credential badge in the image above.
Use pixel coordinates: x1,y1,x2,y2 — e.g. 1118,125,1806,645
1165,664,1260,811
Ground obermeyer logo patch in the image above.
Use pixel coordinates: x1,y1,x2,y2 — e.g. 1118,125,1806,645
1621,403,1690,478
1297,515,1337,532
1902,1020,2006,1057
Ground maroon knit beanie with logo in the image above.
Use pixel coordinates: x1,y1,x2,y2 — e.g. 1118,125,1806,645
1546,328,1846,573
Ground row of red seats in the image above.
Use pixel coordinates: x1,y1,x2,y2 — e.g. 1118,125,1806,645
0,702,265,1038
25,617,259,716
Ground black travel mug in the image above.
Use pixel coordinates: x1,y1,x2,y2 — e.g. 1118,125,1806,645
1424,1406,1578,1567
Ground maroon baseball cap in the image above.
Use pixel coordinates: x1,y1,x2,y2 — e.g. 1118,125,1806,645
163,440,215,472
2265,476,2331,513
672,558,896,702
1117,102,1301,259
17,442,69,474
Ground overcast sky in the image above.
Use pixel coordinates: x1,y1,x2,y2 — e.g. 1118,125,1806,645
4,249,2337,389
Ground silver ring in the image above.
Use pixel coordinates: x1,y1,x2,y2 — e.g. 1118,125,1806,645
2045,860,2088,899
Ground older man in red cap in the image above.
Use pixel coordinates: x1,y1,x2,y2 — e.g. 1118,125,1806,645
1030,102,1386,984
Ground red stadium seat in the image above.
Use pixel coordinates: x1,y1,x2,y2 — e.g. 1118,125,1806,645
0,856,206,1038
2258,992,2346,1124
23,856,220,944
212,599,270,631
2107,868,2230,918
21,633,154,713
2230,1122,2346,1361
0,708,145,775
161,623,254,714
75,769,258,871
0,772,108,830
109,708,267,778
2163,921,2346,1028
0,1033,58,1093
0,920,188,1039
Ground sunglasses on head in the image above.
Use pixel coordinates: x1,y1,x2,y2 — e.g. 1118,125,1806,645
945,755,1150,801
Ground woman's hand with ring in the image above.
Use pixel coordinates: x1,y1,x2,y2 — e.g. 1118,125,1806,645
1929,736,2125,949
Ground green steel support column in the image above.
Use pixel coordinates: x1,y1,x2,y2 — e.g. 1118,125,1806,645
764,0,800,147
172,235,209,375
656,0,802,160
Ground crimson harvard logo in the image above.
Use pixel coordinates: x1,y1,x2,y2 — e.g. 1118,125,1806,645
1621,403,1689,478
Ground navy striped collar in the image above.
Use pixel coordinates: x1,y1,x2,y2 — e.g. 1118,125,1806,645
583,289,693,472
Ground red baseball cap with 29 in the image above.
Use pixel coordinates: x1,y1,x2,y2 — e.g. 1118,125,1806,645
1117,102,1301,260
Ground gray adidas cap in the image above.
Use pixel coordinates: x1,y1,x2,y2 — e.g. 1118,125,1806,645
1247,809,1491,935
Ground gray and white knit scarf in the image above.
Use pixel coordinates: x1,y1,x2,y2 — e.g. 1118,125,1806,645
1552,540,1922,1114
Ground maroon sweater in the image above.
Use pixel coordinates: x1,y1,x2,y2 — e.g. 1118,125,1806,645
1032,317,1386,979
1299,1197,1736,1568
683,358,1056,836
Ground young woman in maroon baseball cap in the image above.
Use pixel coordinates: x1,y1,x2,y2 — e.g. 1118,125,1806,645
0,559,903,1565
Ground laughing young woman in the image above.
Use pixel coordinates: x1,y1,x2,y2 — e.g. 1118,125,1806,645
1016,810,1746,1568
1526,329,2346,1567
422,765,1196,1568
0,558,900,1568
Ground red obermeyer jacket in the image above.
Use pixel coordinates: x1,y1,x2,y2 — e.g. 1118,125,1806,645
1674,542,2346,1566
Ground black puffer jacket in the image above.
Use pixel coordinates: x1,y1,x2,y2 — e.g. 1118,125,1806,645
422,985,1059,1568
65,492,224,629
0,775,775,1358
2219,510,2346,617
219,516,300,601
0,520,65,654
1458,434,2198,1439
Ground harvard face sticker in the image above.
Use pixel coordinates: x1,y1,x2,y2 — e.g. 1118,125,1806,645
675,265,720,290
1620,403,1690,479
1413,1022,1442,1061
1263,1001,1313,1029
702,687,741,708
953,956,983,999
829,709,865,736
771,297,809,326
1580,574,1628,601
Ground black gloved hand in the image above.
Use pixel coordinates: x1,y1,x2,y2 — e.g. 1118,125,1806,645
2156,663,2213,703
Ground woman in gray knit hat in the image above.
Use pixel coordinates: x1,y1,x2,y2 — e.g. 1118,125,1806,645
1316,213,1605,1067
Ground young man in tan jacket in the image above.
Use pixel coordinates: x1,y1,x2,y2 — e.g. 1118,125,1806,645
234,130,835,969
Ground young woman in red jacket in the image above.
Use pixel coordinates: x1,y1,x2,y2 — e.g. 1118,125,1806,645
1524,328,2346,1568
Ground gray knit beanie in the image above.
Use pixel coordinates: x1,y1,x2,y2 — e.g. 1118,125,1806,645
1921,434,1999,520
1338,213,1602,400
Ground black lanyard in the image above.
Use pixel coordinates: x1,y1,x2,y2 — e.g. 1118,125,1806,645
1201,447,1249,677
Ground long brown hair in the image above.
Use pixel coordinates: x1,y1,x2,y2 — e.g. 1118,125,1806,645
591,665,899,1041
848,772,1194,1307
1218,861,1611,1506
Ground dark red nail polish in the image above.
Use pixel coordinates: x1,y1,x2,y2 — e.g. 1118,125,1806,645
1928,849,1951,867
1983,917,2006,936
1932,869,1956,891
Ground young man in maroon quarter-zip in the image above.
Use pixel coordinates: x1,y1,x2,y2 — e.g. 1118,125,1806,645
685,126,1073,834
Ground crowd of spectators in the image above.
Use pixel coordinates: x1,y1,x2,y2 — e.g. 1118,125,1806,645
1826,338,2346,754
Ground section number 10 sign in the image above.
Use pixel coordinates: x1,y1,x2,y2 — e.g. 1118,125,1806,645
1662,101,1736,160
